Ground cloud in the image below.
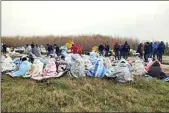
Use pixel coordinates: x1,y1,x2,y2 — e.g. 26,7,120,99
2,1,169,42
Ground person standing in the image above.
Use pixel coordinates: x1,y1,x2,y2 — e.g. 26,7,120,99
98,43,105,56
157,41,165,62
119,44,123,59
114,42,121,60
137,43,143,59
47,43,54,56
150,42,153,58
105,42,110,57
144,42,151,62
55,44,60,56
122,41,130,59
2,43,7,54
152,41,159,60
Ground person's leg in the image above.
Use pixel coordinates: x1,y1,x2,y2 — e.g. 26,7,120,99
115,51,118,59
157,52,161,62
4,49,6,54
123,52,126,59
123,52,125,59
159,53,162,62
119,51,121,60
153,50,156,60
118,51,120,60
105,51,108,57
144,53,147,62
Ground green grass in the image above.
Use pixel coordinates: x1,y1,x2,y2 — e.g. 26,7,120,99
1,74,169,112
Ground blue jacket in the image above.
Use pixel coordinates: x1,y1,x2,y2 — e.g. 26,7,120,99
152,43,159,50
157,43,165,54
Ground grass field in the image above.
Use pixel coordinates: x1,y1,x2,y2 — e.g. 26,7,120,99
1,74,169,112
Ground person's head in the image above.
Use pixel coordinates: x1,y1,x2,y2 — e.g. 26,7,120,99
26,44,28,47
61,55,65,60
147,42,150,45
125,41,127,44
161,41,164,44
140,43,143,46
32,42,34,44
152,61,160,66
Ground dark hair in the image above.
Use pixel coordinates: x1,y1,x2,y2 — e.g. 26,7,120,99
21,57,27,61
61,55,65,59
152,61,160,66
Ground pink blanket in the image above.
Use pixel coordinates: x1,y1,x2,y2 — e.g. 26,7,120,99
43,60,57,76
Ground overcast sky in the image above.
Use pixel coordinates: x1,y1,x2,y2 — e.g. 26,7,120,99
2,1,169,42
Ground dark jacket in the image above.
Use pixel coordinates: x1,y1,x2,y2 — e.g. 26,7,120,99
122,43,130,52
157,43,165,54
105,45,110,51
55,46,60,53
114,44,120,51
2,44,7,50
137,44,143,55
48,45,53,52
98,44,105,51
144,43,151,54
150,42,153,53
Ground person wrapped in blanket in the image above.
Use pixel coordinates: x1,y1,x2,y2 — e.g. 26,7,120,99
145,60,169,81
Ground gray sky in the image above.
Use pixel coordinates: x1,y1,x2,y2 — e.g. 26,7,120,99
2,1,169,42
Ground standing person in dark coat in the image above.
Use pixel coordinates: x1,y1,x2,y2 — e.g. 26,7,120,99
122,41,130,59
98,43,105,56
55,44,60,56
150,42,153,58
144,42,151,62
105,42,110,57
31,42,35,49
2,43,7,54
114,42,121,60
157,41,165,62
47,43,54,56
152,41,159,60
119,44,123,59
137,43,143,59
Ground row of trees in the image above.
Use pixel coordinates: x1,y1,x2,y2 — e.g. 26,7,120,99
1,35,140,51
1,35,168,55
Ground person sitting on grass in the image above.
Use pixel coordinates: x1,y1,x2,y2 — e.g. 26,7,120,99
146,60,167,79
